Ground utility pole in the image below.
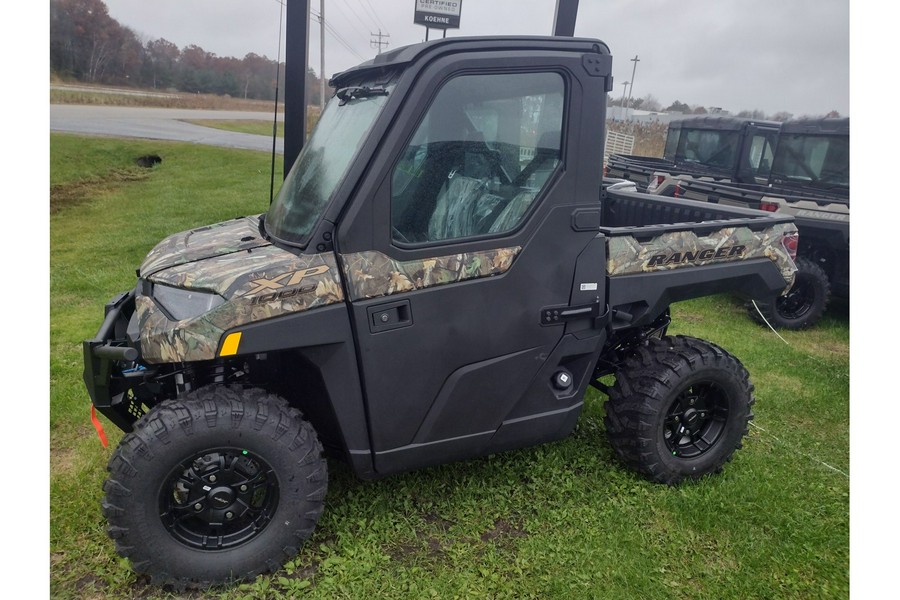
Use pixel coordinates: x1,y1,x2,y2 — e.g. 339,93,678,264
626,55,640,120
319,0,325,110
370,29,390,54
620,81,629,121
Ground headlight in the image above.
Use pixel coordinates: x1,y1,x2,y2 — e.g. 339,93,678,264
152,284,225,321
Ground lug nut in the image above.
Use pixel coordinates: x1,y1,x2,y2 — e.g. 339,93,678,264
689,398,695,406
194,503,203,511
240,485,248,492
225,512,234,520
209,475,217,483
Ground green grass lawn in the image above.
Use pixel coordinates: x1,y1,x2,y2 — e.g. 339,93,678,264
49,133,849,599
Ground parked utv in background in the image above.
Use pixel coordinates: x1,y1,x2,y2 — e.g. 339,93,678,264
656,117,849,330
605,116,781,191
83,37,798,588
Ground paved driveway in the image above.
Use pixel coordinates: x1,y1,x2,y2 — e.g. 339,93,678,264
50,105,284,154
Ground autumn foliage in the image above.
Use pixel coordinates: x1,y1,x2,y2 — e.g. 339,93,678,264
50,0,324,102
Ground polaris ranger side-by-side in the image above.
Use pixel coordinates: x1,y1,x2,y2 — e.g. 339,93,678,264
605,116,781,191
83,37,798,587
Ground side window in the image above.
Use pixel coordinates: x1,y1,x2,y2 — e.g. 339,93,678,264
748,133,776,176
663,130,680,161
391,72,565,244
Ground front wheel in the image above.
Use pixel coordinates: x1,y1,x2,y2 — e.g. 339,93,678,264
604,336,754,484
102,386,327,588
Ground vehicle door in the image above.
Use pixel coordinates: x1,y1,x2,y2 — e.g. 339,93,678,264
335,51,609,474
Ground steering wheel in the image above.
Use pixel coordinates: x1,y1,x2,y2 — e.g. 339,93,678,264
392,225,411,244
484,148,513,185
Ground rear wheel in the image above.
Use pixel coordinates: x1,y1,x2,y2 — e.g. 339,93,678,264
748,256,830,330
604,336,754,484
102,386,327,589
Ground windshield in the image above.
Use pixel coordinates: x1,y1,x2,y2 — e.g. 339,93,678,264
674,129,741,169
265,79,394,245
770,133,849,190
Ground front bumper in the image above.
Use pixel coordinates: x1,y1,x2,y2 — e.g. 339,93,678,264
82,289,146,432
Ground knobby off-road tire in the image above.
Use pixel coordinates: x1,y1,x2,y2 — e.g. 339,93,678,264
748,256,830,330
604,336,754,485
102,385,327,589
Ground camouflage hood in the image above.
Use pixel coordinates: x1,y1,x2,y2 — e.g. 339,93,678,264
139,216,270,278
134,216,345,363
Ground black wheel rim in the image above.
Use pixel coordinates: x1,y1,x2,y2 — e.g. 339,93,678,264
776,277,814,320
159,448,279,550
663,382,730,458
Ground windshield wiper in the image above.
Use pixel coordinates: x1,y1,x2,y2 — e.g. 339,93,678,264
336,86,389,106
258,213,271,241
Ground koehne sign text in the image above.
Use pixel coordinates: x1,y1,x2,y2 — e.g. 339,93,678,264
414,0,462,29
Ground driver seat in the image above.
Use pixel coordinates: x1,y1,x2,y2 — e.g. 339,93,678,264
427,175,504,240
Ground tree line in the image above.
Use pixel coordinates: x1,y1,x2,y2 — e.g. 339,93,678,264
50,0,324,103
608,93,840,122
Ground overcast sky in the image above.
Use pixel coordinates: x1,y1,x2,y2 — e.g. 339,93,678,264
101,0,849,118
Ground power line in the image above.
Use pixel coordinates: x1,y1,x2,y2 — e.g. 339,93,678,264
337,0,382,40
333,2,370,37
311,9,367,62
360,0,390,36
270,1,370,62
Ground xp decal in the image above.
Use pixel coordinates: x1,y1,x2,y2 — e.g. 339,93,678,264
243,265,332,297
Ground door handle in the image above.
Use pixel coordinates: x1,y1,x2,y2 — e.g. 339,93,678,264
367,299,413,333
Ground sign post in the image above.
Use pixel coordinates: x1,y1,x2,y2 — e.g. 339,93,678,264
414,0,463,39
285,0,310,178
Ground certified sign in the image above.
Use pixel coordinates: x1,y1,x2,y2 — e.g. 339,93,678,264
414,0,463,29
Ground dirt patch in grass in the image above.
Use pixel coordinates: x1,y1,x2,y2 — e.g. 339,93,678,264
422,512,456,531
50,445,80,479
75,573,109,596
50,168,152,214
479,518,527,543
388,536,446,564
292,559,320,582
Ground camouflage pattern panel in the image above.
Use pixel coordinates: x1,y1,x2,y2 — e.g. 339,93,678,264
606,223,798,291
140,216,268,277
139,251,343,364
341,247,521,301
147,246,341,300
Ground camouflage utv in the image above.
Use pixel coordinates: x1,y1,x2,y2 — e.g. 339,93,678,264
84,37,798,588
